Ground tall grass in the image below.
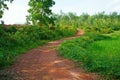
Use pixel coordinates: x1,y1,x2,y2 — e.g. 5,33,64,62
58,31,120,79
86,37,120,78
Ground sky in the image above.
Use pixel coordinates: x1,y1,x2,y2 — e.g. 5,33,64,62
1,0,120,24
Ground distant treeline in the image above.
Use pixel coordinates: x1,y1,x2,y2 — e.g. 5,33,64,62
55,11,120,33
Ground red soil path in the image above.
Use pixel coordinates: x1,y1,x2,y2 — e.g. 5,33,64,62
0,29,100,80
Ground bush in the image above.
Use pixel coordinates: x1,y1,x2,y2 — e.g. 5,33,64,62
4,26,17,33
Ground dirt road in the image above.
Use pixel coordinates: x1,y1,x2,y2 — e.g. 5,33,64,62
0,29,100,80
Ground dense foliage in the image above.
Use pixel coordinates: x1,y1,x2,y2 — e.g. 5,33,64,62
0,25,77,69
27,0,55,26
56,12,120,33
0,0,13,18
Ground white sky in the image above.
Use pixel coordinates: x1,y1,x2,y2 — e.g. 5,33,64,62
1,0,120,24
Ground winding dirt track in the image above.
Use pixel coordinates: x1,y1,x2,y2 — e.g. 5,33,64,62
0,29,100,80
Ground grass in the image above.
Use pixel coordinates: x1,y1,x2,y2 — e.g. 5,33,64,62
58,31,120,79
0,40,48,69
86,37,120,78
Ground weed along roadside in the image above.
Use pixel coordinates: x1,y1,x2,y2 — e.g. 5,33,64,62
58,31,120,80
0,25,77,69
0,29,100,80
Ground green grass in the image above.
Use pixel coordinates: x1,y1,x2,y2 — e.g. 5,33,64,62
0,40,48,69
58,31,120,79
86,37,120,78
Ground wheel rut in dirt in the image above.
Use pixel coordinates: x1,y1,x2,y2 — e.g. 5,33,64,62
0,29,100,80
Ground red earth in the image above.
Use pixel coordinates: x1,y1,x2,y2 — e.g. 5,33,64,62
0,29,101,80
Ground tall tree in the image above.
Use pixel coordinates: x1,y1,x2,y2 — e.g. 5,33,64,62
0,0,13,18
27,0,55,26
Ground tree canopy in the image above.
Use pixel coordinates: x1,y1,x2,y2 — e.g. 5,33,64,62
0,0,13,18
0,0,55,26
27,0,55,26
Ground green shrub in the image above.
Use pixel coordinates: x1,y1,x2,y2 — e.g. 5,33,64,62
4,26,17,33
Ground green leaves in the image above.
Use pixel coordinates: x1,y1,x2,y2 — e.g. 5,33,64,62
27,0,55,26
0,0,13,18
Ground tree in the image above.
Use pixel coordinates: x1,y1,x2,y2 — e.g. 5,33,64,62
27,0,55,26
0,0,13,18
